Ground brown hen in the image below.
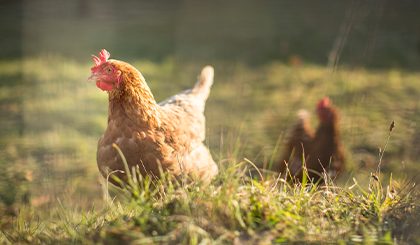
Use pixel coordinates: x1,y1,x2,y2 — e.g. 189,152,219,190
88,49,218,185
278,98,345,183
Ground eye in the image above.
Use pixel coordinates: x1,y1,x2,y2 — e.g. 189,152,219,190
105,67,113,74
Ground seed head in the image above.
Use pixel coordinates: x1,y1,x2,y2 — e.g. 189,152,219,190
390,120,395,132
377,147,381,154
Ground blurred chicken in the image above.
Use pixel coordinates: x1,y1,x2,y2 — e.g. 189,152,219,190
88,49,218,185
277,98,345,183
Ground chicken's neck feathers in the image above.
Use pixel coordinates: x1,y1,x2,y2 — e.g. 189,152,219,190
108,65,163,128
314,121,341,153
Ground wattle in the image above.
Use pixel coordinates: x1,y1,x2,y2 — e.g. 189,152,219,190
96,81,114,91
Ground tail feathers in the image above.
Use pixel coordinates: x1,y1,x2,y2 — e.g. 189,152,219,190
297,110,310,124
192,66,214,102
293,109,313,139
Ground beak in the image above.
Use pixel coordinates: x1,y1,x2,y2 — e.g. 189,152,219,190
87,74,100,83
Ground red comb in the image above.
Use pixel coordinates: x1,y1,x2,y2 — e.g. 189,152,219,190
317,97,331,110
91,49,110,71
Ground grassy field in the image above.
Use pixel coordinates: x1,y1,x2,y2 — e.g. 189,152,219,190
4,156,420,244
1,56,420,244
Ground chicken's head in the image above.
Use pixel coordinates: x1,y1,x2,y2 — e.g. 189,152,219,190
316,97,336,122
88,49,123,91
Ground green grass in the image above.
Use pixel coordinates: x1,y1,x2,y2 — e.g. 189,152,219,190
1,56,420,243
2,149,420,244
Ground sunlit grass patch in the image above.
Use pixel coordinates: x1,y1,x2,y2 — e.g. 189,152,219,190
2,152,419,244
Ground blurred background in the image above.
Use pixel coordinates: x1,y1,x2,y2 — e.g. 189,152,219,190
1,0,420,213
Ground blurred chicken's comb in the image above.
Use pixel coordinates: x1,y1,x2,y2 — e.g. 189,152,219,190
317,97,331,110
91,49,110,71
